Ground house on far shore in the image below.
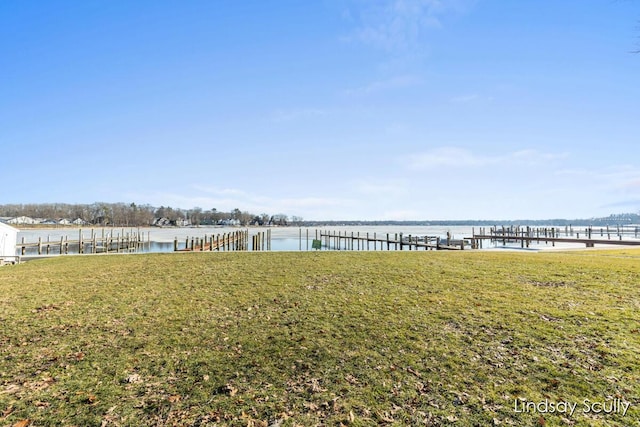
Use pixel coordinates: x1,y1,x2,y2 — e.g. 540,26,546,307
40,219,58,225
58,219,72,225
219,218,241,226
72,218,86,226
7,216,37,225
153,217,172,227
175,218,191,227
0,222,19,265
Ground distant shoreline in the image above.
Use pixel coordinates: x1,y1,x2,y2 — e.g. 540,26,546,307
10,219,640,230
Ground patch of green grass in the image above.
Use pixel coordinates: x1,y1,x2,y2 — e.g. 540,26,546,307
1,250,640,426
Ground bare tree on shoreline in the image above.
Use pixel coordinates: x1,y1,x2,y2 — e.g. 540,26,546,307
0,203,295,227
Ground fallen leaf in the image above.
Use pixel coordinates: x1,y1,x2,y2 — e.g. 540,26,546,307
2,406,14,418
407,367,422,378
2,384,21,395
13,420,31,427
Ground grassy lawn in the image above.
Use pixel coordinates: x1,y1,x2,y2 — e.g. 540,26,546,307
1,250,639,426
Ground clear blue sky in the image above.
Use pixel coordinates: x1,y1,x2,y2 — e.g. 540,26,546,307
1,0,639,220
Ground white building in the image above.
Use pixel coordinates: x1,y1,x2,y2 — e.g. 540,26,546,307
7,216,37,225
0,222,18,264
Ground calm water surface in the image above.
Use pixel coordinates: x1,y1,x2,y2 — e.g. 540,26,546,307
15,225,622,255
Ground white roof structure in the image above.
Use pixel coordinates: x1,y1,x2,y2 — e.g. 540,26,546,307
7,216,37,225
0,222,18,263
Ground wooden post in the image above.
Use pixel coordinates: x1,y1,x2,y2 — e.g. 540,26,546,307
174,237,178,251
37,237,42,255
60,236,64,254
46,235,50,255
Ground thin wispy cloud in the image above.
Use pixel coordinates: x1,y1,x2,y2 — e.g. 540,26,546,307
345,0,447,51
511,149,569,165
407,147,494,168
405,147,568,170
352,178,409,196
449,94,480,104
343,0,476,52
270,108,328,122
344,74,422,95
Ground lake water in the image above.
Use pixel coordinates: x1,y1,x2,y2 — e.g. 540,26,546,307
14,225,630,256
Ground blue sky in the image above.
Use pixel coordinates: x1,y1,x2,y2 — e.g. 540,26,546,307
1,0,639,220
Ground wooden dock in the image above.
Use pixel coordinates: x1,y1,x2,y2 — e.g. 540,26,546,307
174,229,271,252
17,228,148,256
318,230,469,251
470,225,640,249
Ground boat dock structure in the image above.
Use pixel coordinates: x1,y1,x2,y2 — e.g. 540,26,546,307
469,225,640,249
17,228,149,256
174,230,271,252
317,230,468,250
8,224,640,261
